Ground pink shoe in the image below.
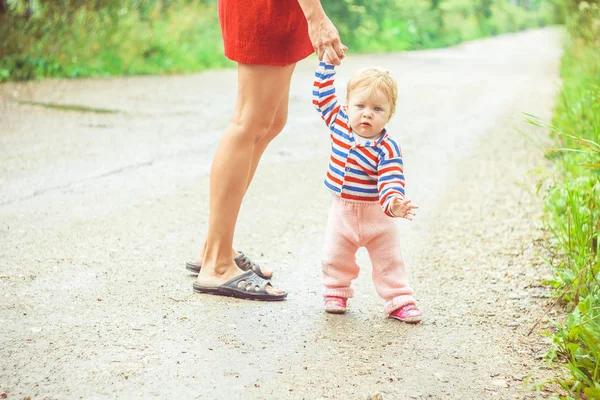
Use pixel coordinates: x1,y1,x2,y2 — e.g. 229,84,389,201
389,304,422,323
324,296,347,314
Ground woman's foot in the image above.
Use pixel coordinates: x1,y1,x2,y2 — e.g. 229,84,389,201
233,251,273,279
191,249,273,279
389,304,422,324
196,263,284,296
324,296,347,314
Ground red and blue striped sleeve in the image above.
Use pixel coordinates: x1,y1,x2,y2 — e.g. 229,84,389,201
377,141,406,217
312,61,341,129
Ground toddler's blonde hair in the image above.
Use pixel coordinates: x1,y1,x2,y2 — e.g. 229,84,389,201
346,67,398,116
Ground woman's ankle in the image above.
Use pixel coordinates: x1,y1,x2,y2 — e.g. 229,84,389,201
195,247,237,265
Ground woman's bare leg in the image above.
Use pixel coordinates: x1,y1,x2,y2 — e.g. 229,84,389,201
196,63,296,291
245,66,294,190
193,67,294,279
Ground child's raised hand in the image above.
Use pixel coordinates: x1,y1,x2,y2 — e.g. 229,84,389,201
391,198,418,221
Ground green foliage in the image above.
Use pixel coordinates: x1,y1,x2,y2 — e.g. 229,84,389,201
0,0,231,81
1,0,561,81
548,291,600,397
322,0,562,52
536,11,600,395
565,0,600,46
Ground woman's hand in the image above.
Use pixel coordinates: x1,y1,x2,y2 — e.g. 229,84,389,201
307,14,346,66
322,44,347,65
391,198,419,221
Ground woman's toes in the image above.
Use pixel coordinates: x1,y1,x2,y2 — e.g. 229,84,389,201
265,284,283,295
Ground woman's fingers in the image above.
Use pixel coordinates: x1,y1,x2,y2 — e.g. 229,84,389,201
316,46,325,61
308,16,345,64
323,41,347,65
333,42,346,60
324,46,341,66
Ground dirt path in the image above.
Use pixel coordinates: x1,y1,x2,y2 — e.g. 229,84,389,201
0,28,562,399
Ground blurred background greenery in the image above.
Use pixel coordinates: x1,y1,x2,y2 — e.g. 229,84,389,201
0,0,564,81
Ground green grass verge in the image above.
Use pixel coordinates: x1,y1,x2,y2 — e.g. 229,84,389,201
0,2,232,81
535,37,600,399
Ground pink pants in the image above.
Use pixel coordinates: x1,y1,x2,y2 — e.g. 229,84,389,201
322,195,416,315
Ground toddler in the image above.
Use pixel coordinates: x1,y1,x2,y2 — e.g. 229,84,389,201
312,54,422,323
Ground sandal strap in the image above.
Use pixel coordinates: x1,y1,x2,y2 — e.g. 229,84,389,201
240,270,269,292
217,270,269,292
235,251,265,276
193,270,286,300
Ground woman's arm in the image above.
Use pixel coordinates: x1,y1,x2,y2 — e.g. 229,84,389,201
297,0,345,65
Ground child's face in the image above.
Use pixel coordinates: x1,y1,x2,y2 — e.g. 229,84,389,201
347,86,392,139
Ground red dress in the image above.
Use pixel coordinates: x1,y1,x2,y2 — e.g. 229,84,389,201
218,0,314,66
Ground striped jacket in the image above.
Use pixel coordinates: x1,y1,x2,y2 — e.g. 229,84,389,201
313,61,405,217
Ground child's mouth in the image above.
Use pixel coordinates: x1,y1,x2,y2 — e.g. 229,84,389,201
361,122,371,127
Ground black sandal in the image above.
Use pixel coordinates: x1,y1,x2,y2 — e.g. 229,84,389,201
192,270,287,301
185,251,272,280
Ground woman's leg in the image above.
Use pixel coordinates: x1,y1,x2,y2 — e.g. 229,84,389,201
193,70,294,277
196,63,296,291
245,66,293,189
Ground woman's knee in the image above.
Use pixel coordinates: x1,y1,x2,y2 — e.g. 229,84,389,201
234,64,294,142
229,113,274,143
264,109,288,140
241,101,288,145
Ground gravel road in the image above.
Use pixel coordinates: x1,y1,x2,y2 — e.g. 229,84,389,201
0,28,563,399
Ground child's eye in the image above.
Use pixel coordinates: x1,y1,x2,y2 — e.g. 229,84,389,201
356,104,364,109
375,107,383,112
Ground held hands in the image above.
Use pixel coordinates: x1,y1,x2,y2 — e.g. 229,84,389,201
391,198,419,221
322,44,348,65
307,14,347,66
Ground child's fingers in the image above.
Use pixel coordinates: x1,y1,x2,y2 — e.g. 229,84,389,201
403,199,419,208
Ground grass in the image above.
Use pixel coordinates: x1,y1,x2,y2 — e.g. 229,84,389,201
533,34,600,398
0,1,232,81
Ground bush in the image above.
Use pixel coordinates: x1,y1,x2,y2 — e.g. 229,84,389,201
0,0,564,81
538,17,600,397
0,0,229,81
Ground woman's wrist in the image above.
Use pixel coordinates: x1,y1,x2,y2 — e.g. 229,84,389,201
297,0,325,22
